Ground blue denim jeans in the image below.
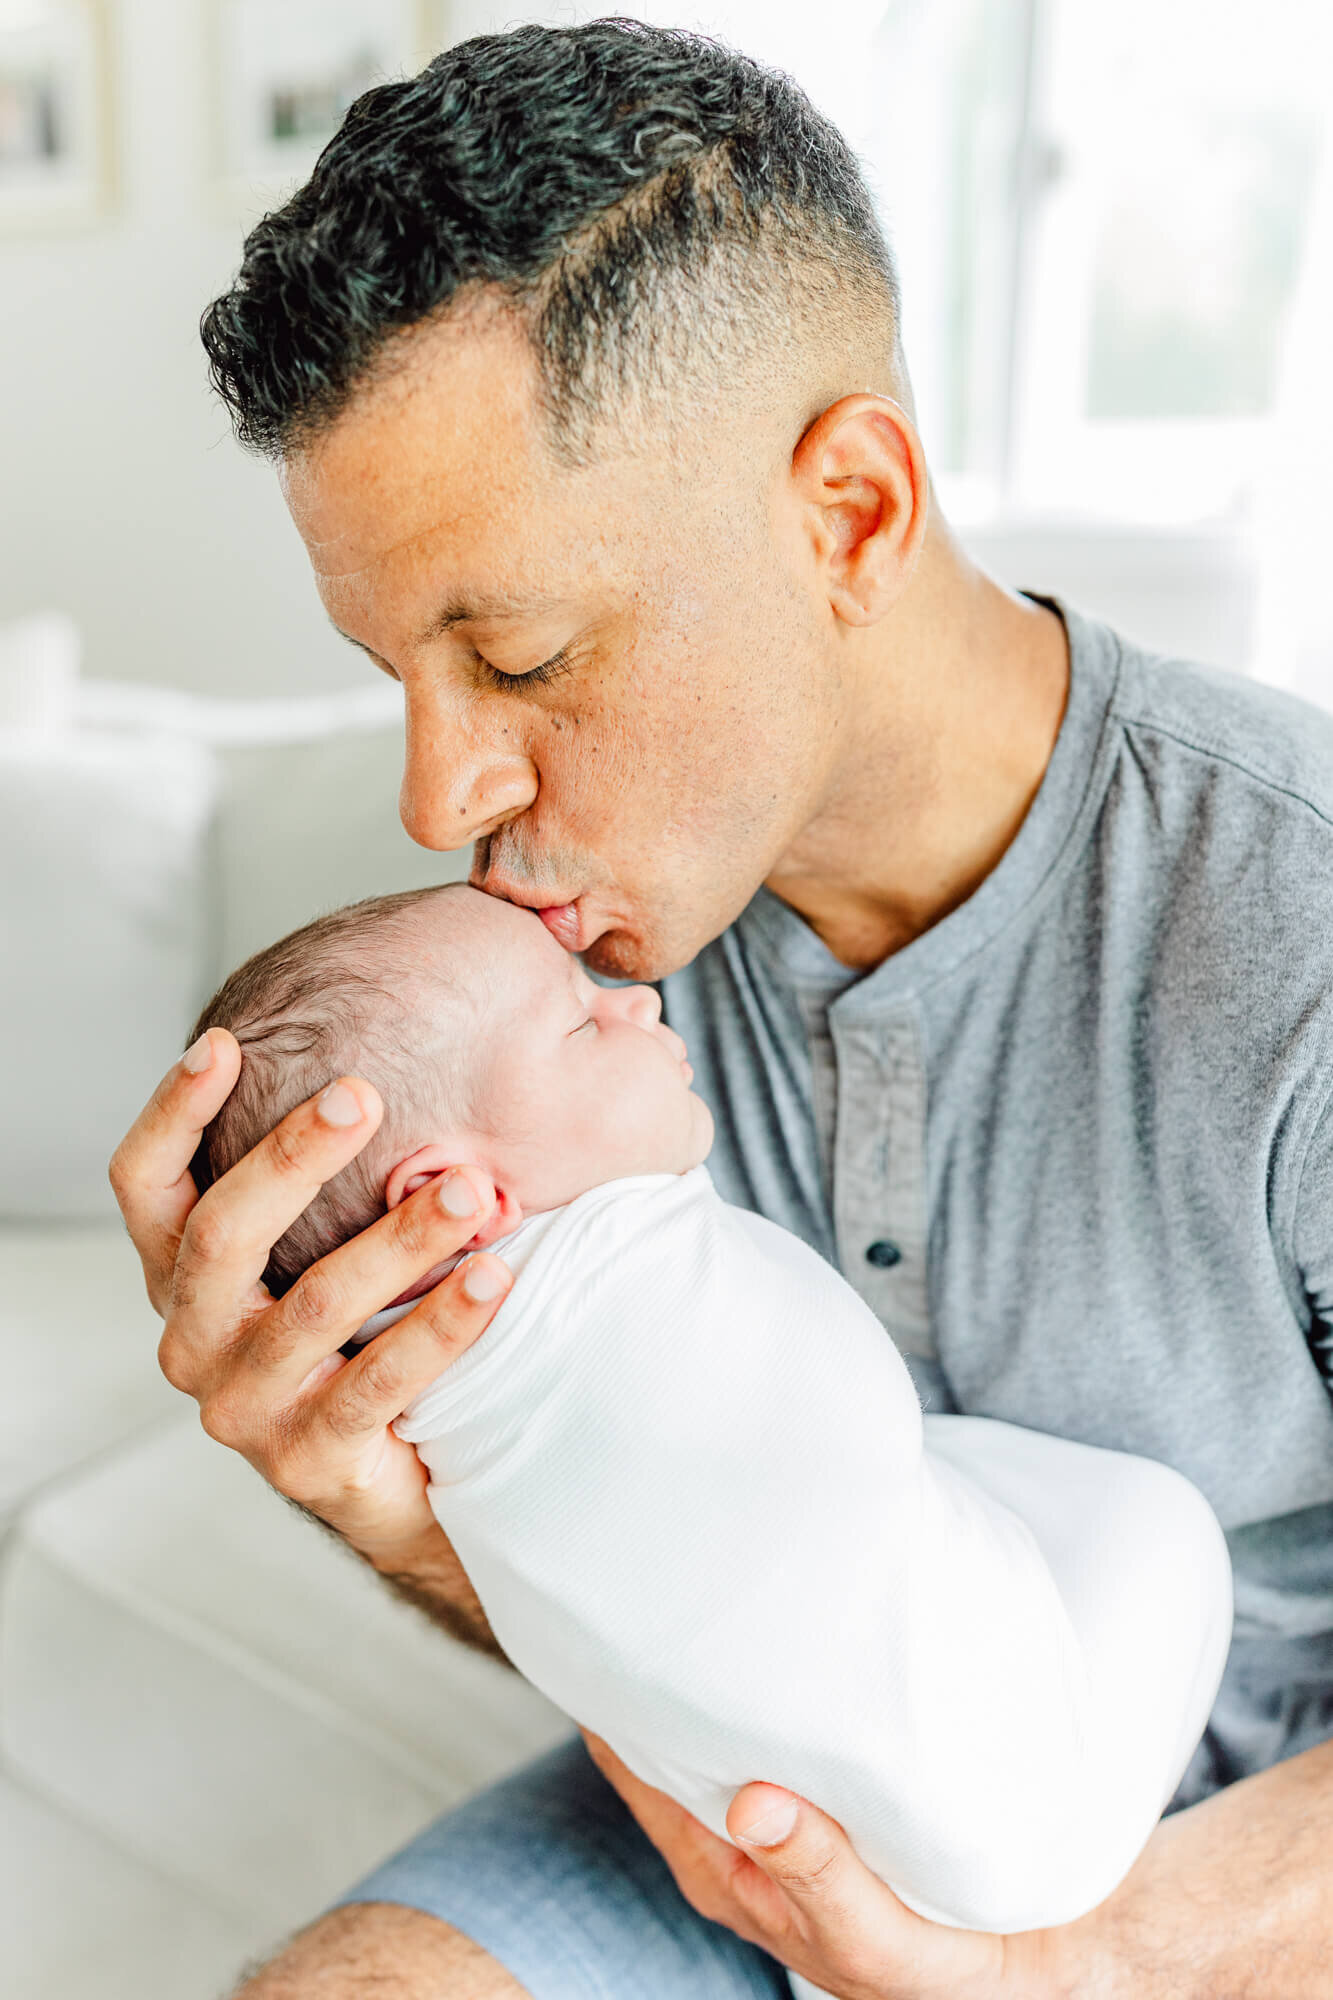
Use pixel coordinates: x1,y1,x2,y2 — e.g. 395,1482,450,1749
326,1733,795,1997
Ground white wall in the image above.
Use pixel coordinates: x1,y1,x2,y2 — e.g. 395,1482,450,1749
0,0,1259,698
0,0,362,696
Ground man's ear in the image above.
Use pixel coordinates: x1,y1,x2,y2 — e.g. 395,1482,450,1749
789,391,929,626
384,1144,523,1248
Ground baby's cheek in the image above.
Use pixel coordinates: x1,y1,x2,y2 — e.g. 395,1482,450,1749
653,1072,697,1171
614,1069,667,1164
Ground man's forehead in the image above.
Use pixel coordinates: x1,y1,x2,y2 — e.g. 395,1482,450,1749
279,307,700,610
279,308,557,578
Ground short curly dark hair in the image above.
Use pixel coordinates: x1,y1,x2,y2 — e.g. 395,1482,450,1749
200,15,903,463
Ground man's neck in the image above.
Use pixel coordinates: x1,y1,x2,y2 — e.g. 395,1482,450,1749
764,524,1071,972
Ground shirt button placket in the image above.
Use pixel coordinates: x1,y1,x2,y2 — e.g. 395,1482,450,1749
831,1013,934,1361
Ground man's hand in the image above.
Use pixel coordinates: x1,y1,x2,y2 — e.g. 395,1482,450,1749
579,1732,1060,2000
584,1727,1333,1999
109,1026,513,1576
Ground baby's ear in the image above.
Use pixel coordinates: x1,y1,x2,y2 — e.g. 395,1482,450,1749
384,1145,457,1211
383,1146,522,1247
465,1186,522,1249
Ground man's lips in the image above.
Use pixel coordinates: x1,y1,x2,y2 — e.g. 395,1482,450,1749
537,900,587,951
471,873,594,951
472,876,580,913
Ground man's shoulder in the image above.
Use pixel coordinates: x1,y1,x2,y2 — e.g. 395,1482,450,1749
1110,637,1333,833
1093,631,1333,1090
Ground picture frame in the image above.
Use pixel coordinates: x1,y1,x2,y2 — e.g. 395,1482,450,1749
0,0,113,233
209,0,448,221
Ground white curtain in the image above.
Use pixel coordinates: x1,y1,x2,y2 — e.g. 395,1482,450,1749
1249,97,1333,708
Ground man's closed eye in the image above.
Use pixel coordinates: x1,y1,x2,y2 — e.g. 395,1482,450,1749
477,644,575,692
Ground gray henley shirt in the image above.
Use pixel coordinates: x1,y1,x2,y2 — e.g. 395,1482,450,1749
655,591,1333,1811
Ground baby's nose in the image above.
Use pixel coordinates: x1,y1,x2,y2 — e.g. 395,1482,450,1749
624,984,663,1025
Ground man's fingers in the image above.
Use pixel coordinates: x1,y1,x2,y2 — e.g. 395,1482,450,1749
731,1785,878,1914
580,1733,776,1940
252,1241,513,1510
730,1786,805,1854
169,1074,386,1324
313,1245,513,1447
728,1786,888,1959
108,1028,243,1311
233,1164,504,1395
725,1786,980,1998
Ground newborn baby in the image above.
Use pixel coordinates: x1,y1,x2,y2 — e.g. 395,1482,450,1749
193,881,1233,1956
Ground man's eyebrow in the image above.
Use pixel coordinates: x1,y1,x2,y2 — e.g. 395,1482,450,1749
417,594,562,645
328,595,564,653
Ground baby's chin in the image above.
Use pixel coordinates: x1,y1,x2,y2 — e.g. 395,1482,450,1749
577,1095,714,1192
687,1093,716,1167
659,1084,715,1178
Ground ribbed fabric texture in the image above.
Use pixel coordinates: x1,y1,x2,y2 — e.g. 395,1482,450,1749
395,1167,1232,1931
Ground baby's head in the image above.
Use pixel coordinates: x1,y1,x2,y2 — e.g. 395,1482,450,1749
190,883,712,1297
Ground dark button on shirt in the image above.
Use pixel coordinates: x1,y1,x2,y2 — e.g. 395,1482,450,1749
865,1238,903,1269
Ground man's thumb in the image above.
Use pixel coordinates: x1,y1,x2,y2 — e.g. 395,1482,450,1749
728,1784,802,1853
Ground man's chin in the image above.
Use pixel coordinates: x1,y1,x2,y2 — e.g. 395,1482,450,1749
583,897,744,985
581,925,657,983
581,912,704,985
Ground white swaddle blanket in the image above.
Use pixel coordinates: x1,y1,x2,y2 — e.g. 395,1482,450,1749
390,1164,1233,1947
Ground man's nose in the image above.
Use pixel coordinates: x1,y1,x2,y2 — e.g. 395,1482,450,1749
399,707,539,852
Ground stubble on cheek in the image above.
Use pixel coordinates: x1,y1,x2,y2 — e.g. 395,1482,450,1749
580,665,822,979
518,494,834,973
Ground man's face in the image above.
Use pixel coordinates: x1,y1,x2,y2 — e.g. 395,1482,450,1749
282,303,847,982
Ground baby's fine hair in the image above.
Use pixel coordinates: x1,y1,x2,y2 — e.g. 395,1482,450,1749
189,883,476,1297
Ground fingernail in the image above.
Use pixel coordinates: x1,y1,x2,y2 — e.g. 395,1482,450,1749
439,1171,480,1217
317,1082,361,1127
461,1256,508,1303
735,1798,799,1847
181,1034,213,1075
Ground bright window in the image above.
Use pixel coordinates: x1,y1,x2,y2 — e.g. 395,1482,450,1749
866,0,1331,525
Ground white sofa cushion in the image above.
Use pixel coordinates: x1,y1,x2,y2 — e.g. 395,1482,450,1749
0,1418,572,1929
0,1222,179,1526
2,1771,259,2000
207,717,468,976
76,679,471,980
0,727,217,1221
0,613,79,730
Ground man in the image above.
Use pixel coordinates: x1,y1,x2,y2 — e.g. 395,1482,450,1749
110,19,1333,1998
